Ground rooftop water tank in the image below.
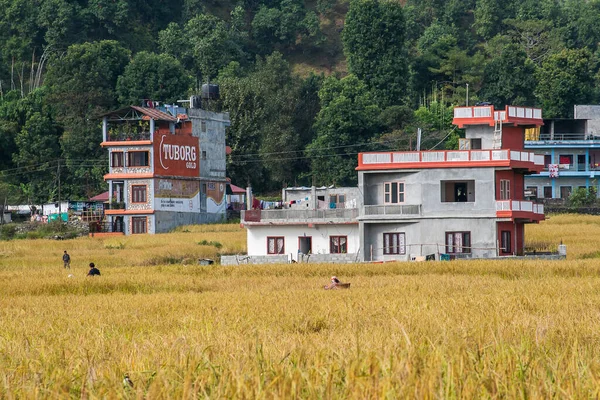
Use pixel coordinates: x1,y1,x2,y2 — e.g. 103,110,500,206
201,84,220,100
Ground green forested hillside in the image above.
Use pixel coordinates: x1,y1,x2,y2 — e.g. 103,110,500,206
0,0,599,201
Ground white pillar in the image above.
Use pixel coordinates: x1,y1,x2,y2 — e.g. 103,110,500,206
102,118,108,142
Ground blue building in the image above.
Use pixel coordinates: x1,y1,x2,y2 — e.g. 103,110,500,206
524,105,600,200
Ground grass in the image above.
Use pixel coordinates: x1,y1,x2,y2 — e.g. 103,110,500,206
1,215,600,397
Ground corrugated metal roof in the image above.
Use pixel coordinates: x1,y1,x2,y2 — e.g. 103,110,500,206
130,106,177,121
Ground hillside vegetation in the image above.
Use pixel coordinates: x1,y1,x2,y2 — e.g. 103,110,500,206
1,0,600,199
0,215,599,397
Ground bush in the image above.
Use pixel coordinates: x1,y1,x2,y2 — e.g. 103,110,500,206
568,187,597,208
0,224,17,240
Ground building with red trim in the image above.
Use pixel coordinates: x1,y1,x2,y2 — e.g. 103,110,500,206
357,104,545,259
99,104,230,235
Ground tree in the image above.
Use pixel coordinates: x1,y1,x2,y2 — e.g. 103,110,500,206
219,53,321,191
535,48,598,118
45,40,130,199
117,52,191,105
307,75,380,186
45,40,130,118
479,40,537,107
343,0,408,107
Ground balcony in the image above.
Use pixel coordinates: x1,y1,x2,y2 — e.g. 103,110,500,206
358,150,544,173
107,130,151,142
496,200,545,221
361,204,422,218
241,208,358,225
453,105,543,128
107,202,126,210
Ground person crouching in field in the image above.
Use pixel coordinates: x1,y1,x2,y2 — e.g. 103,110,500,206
87,263,101,276
324,276,350,290
63,251,71,269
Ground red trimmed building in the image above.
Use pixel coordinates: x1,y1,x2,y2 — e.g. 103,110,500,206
356,104,545,260
99,104,230,235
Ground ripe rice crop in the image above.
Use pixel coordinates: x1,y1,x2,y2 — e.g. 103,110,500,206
1,215,600,398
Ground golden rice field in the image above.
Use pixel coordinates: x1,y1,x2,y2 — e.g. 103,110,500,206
3,215,600,398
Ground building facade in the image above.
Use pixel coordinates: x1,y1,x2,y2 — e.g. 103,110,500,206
234,104,546,264
524,105,600,199
100,105,230,235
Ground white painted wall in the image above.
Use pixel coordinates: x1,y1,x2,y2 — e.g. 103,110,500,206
247,224,360,260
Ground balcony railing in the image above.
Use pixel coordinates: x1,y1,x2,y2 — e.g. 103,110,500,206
362,204,422,216
107,131,151,141
242,208,358,222
107,202,126,210
360,150,544,167
496,201,544,215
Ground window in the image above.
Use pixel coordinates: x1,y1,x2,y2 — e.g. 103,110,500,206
544,155,552,169
577,155,586,171
441,180,474,202
111,151,124,167
128,151,149,167
329,194,346,205
500,180,510,200
525,186,538,199
132,217,147,234
445,232,471,254
201,150,207,160
384,182,405,203
201,121,207,132
559,154,573,166
267,237,285,254
131,185,147,203
383,233,406,255
471,138,482,150
501,231,511,253
330,236,347,254
543,186,552,198
560,186,572,199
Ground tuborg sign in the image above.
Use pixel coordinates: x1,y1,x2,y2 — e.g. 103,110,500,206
153,134,200,177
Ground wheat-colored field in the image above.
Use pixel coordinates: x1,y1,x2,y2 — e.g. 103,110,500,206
2,215,600,398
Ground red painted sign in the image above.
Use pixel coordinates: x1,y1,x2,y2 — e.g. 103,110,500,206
153,134,199,177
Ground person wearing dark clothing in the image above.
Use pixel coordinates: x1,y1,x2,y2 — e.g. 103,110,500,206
87,263,101,276
63,251,71,269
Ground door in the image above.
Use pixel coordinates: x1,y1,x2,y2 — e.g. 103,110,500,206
578,154,586,171
454,182,468,202
298,237,312,255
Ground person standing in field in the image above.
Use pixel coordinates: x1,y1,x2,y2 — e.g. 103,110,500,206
87,263,101,276
62,251,71,269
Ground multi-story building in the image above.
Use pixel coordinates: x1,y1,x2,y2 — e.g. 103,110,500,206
524,105,600,199
100,103,230,235
232,104,546,264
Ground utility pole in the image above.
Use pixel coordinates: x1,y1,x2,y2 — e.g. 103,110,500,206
466,83,469,106
57,160,61,219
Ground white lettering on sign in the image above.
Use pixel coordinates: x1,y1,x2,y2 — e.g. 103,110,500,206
159,135,198,170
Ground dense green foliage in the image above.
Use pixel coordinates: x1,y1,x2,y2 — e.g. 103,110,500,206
2,0,600,201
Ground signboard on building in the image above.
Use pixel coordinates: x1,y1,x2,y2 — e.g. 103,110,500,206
154,179,200,212
153,134,199,177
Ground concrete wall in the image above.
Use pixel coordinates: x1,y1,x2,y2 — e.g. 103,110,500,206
361,218,497,261
189,108,229,181
283,187,361,208
246,224,360,259
360,168,497,217
465,125,495,149
154,210,225,233
221,254,288,265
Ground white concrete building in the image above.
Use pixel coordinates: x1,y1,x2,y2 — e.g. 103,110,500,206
228,104,546,264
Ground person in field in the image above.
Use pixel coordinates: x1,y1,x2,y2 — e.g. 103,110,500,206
87,263,101,276
62,250,71,269
324,276,344,290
